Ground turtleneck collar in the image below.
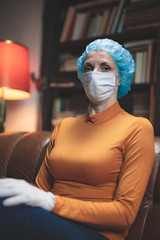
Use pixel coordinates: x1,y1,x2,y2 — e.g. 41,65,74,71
86,101,122,125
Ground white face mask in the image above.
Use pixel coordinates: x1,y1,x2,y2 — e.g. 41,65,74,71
81,72,118,104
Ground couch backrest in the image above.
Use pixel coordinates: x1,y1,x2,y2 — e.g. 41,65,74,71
0,131,52,184
0,132,160,239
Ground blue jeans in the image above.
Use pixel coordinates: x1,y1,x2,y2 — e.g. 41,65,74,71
0,198,109,240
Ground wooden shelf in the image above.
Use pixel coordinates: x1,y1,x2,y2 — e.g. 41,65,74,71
131,83,152,91
50,85,83,93
54,27,159,53
51,71,78,83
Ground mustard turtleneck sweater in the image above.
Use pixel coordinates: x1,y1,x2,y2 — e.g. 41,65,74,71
35,101,155,240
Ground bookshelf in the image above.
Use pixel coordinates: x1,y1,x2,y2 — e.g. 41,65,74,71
40,0,160,136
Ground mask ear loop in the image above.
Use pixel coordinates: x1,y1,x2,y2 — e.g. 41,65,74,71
115,73,120,87
112,73,120,97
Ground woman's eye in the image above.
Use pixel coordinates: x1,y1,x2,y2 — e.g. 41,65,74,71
84,65,93,72
102,65,110,71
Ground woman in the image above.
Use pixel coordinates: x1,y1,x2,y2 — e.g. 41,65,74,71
0,38,155,240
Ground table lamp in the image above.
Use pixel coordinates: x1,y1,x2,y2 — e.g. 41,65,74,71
0,40,30,132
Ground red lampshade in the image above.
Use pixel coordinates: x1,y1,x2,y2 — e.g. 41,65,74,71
0,40,30,100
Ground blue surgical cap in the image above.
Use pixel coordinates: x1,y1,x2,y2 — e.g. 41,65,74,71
77,38,135,98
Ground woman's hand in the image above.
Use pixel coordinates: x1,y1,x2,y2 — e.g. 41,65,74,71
0,178,56,211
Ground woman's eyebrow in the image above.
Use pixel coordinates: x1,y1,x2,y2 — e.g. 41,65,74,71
100,61,111,66
83,60,92,64
83,61,93,66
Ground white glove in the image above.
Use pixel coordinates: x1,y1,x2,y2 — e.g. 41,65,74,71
0,178,56,211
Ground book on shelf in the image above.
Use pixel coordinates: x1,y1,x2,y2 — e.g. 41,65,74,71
50,82,75,88
86,12,97,38
71,10,92,40
125,6,160,24
79,10,92,39
123,39,156,48
124,40,156,84
117,8,126,33
86,8,116,38
127,22,160,30
89,12,103,38
145,44,155,83
132,91,150,119
124,2,160,30
105,6,117,34
59,56,78,72
110,0,127,34
130,0,143,2
65,12,77,42
134,51,147,84
75,0,118,11
85,11,103,38
60,6,76,42
52,97,65,120
59,0,127,42
54,98,66,113
52,96,71,119
97,9,110,36
149,85,154,123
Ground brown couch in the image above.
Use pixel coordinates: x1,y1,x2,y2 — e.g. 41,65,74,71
0,131,160,240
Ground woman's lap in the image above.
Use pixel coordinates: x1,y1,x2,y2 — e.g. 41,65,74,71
0,198,108,240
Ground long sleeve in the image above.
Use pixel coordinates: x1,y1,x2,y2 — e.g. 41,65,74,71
34,123,61,191
51,118,154,232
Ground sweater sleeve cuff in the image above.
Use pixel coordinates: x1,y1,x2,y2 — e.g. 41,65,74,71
51,195,63,213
